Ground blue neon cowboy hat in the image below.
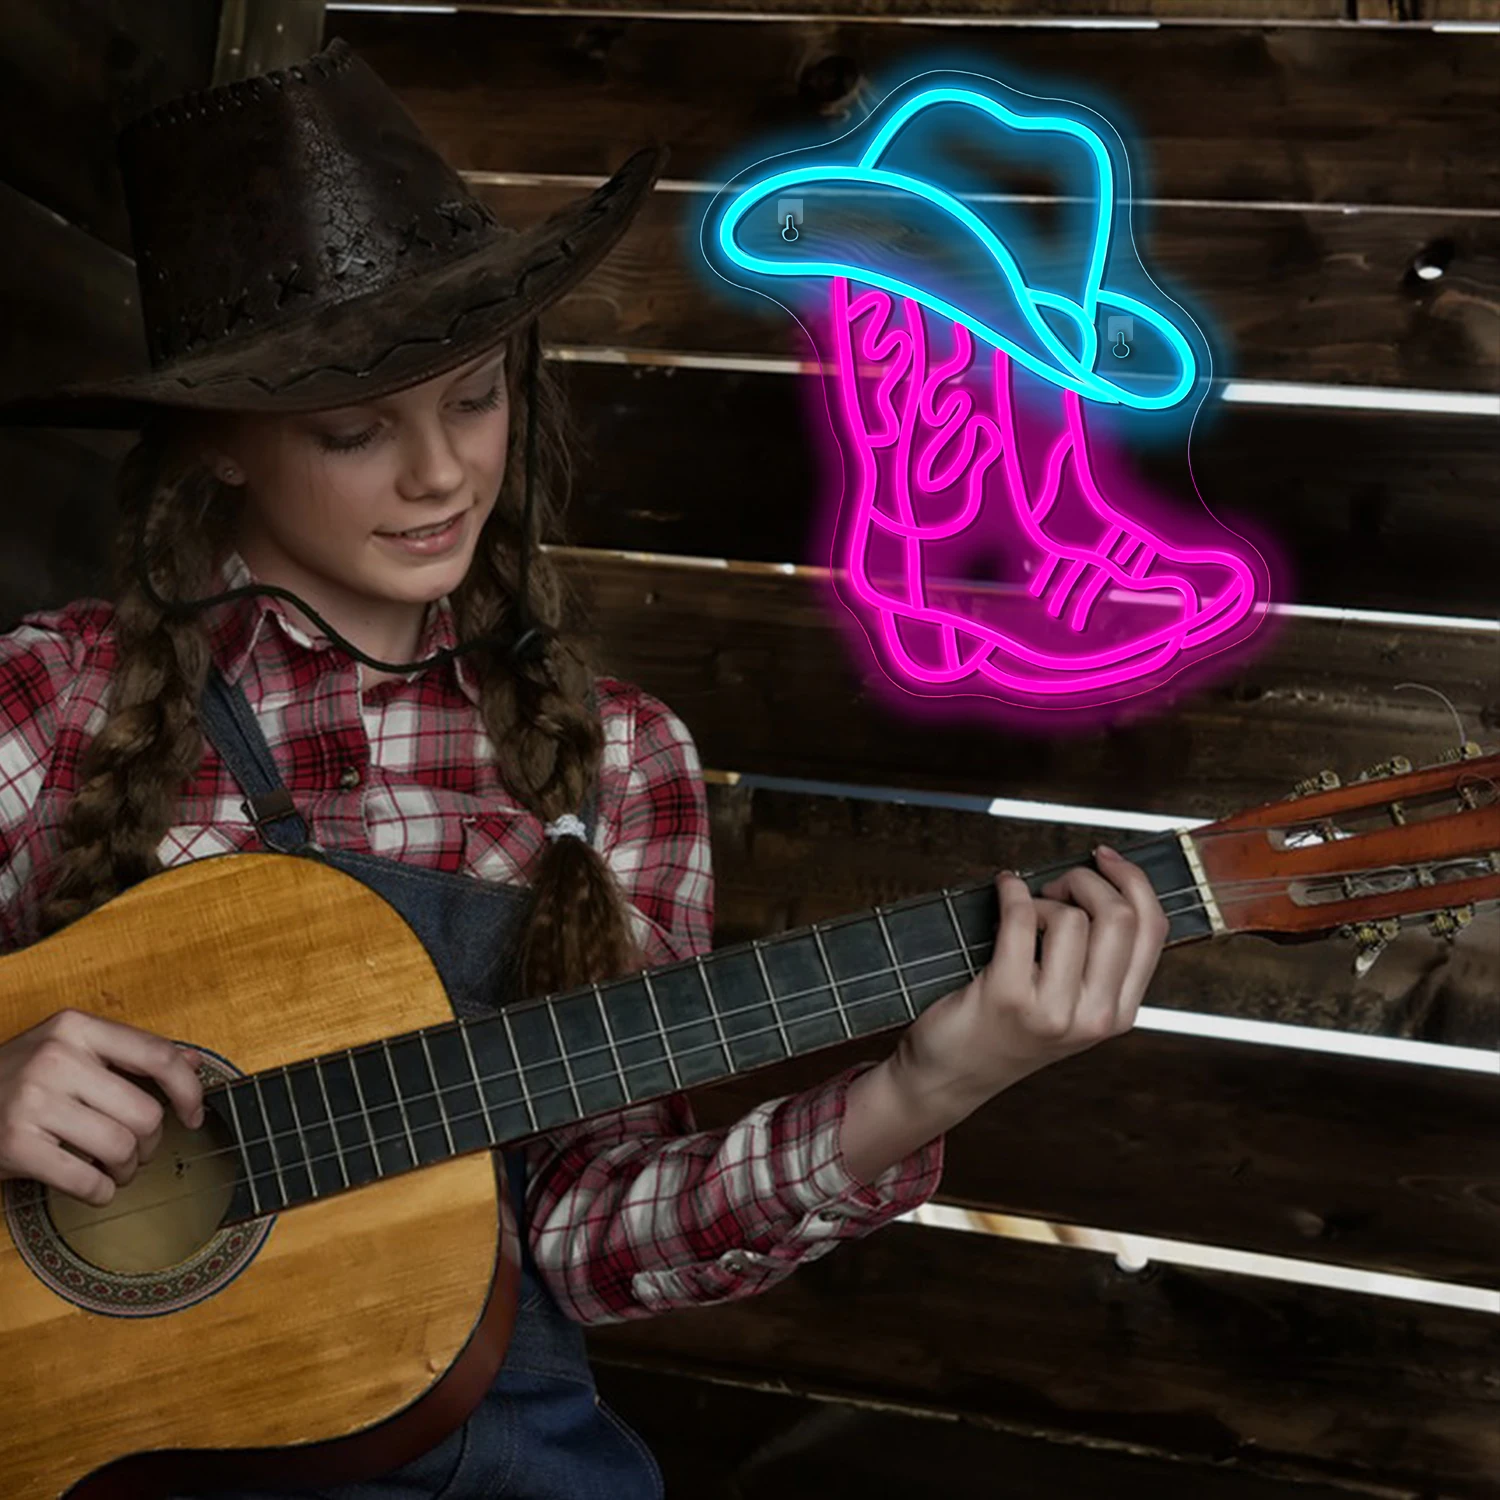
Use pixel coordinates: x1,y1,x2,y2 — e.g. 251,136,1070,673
713,84,1198,412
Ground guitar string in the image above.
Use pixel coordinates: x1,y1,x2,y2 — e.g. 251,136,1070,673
0,945,1112,1249
2,858,1488,1254
106,855,1476,1181
7,863,1492,1245
32,855,1498,1197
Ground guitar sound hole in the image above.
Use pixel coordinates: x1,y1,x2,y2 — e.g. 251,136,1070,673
45,1092,239,1276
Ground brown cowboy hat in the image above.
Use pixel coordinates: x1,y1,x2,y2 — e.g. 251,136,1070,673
0,35,667,429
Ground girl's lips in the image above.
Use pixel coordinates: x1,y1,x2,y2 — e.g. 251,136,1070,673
375,510,467,554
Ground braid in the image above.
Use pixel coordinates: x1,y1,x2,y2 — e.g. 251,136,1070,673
455,322,646,1000
37,422,230,937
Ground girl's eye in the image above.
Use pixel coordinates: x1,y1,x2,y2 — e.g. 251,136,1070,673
459,381,505,415
316,381,505,453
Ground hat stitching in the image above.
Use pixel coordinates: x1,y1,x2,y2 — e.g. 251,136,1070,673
157,188,605,393
125,39,355,137
194,249,571,395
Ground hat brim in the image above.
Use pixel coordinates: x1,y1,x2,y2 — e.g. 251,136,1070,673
0,144,668,429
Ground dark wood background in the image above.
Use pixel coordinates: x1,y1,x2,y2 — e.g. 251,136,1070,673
0,2,1495,1495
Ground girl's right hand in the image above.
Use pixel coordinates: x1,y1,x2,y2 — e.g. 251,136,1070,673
0,1009,206,1207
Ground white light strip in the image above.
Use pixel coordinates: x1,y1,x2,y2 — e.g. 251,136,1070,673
699,766,1205,831
986,797,1204,832
463,169,1500,222
1092,591,1499,631
1219,379,1500,417
543,346,1500,420
1259,600,1499,631
331,3,1498,33
546,541,1496,635
1135,1003,1499,1075
920,15,1159,25
547,344,813,376
900,1204,1500,1314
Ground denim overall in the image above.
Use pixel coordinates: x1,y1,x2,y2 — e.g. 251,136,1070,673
179,666,664,1500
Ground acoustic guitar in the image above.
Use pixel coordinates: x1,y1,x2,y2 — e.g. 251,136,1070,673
3,743,1496,1499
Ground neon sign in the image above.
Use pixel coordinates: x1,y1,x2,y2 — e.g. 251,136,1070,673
703,72,1273,717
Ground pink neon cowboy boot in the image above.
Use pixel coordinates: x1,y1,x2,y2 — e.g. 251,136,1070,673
827,274,1261,702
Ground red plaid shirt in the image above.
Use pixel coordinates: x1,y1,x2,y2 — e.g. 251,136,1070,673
0,552,943,1323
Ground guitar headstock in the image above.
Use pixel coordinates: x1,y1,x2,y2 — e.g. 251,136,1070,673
1186,742,1500,974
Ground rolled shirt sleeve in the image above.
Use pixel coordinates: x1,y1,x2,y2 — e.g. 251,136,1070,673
521,683,945,1324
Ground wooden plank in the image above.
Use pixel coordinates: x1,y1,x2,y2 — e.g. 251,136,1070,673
687,785,1500,1287
687,1026,1500,1287
0,179,146,406
213,0,327,84
701,781,1500,1050
483,184,1500,394
555,550,1497,814
327,11,1500,210
591,1364,1429,1500
344,0,1500,21
586,1224,1500,1496
553,360,1500,618
0,0,222,251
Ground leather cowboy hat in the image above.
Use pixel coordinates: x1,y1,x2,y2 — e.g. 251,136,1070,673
0,34,667,429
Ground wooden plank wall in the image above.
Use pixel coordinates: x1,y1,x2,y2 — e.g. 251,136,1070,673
316,3,1500,1496
0,2,226,625
0,1,1492,1495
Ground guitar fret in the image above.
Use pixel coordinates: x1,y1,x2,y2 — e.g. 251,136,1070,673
544,1001,585,1119
312,1058,351,1190
457,1023,499,1147
381,1041,421,1167
500,1011,540,1133
692,953,733,1071
590,983,631,1097
280,1064,319,1200
639,972,683,1092
941,890,981,980
749,938,794,1055
220,1081,264,1217
344,1046,383,1176
249,1074,289,1207
872,906,917,1021
809,923,852,1039
418,1031,456,1158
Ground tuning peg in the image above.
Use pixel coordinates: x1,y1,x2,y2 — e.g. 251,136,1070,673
1351,755,1413,784
1427,905,1475,942
1338,916,1401,978
1290,768,1341,799
1432,740,1484,766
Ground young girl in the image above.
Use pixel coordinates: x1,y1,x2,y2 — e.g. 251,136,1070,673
0,39,1168,1500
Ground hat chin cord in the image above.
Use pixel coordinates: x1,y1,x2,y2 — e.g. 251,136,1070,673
130,325,554,678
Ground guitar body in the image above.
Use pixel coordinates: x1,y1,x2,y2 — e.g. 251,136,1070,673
0,854,521,1500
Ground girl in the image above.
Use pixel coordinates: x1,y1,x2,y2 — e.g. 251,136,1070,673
0,38,1168,1500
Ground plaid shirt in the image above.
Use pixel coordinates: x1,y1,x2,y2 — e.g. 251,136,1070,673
0,552,943,1324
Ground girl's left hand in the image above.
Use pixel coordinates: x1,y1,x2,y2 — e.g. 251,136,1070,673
887,846,1171,1113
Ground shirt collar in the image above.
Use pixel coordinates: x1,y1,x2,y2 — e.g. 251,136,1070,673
202,549,481,706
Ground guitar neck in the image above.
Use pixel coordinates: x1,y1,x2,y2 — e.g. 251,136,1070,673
208,831,1209,1223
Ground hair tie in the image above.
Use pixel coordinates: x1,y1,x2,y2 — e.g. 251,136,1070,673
543,813,587,843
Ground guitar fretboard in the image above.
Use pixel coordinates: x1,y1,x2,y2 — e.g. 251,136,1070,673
209,831,1210,1223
